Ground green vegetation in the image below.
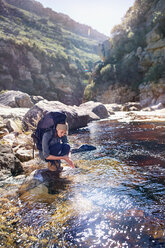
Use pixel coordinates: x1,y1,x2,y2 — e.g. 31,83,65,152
85,0,165,101
0,4,99,71
144,64,164,82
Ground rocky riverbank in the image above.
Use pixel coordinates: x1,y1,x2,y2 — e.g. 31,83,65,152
0,90,165,197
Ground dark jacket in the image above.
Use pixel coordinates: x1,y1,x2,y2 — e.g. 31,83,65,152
39,129,68,160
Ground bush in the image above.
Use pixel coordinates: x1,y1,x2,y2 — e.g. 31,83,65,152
144,64,164,82
84,82,96,101
100,64,115,82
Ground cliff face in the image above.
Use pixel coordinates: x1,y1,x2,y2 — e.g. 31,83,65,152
85,0,165,107
0,39,86,105
0,0,105,105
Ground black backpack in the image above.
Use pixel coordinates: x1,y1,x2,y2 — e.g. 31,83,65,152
32,111,67,157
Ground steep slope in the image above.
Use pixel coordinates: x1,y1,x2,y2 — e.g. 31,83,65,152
5,0,107,42
85,0,165,107
0,0,104,105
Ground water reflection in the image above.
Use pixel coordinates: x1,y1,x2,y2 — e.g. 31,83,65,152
0,120,165,247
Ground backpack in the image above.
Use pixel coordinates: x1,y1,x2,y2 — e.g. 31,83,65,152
32,111,67,157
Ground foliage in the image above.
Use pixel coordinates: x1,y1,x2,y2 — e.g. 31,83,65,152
84,0,164,102
144,64,164,82
116,54,143,91
0,4,99,73
153,12,165,38
100,64,115,82
84,81,96,101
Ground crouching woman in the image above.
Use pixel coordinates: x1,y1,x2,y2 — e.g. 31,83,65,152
41,123,74,171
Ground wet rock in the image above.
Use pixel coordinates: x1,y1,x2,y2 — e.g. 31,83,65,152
0,143,24,178
71,144,96,153
19,168,71,196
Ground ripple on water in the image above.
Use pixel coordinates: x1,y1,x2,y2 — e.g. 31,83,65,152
1,120,165,247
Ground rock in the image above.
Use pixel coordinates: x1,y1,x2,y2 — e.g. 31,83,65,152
155,94,165,105
27,51,41,74
80,101,109,119
15,148,33,162
0,90,34,108
122,102,142,111
0,143,24,178
0,105,29,121
0,119,9,138
5,119,21,132
1,132,17,146
22,100,100,131
96,84,137,104
71,144,96,153
19,168,71,196
30,95,45,104
105,103,123,112
150,103,164,110
139,80,165,108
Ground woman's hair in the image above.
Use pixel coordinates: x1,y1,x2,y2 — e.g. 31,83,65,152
56,123,68,133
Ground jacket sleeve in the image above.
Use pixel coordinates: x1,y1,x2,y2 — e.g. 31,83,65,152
42,131,52,159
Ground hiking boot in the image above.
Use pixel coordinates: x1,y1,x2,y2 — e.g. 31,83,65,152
56,160,63,172
48,162,57,172
48,161,63,172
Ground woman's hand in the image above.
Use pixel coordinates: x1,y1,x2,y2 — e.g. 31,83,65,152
62,156,75,168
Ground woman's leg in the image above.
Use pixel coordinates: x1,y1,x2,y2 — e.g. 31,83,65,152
48,143,71,171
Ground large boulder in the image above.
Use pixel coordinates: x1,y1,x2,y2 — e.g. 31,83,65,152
22,100,99,131
0,143,24,180
0,90,34,108
79,101,109,119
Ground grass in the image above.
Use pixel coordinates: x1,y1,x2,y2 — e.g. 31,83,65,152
0,4,99,71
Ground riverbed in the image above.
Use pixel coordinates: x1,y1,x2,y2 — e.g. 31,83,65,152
0,113,165,247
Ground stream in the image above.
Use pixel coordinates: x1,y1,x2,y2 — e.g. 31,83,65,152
0,118,165,247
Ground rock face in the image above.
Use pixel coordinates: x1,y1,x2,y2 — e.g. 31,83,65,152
0,0,104,106
139,79,165,107
0,143,24,179
96,85,138,104
85,0,165,108
0,39,85,105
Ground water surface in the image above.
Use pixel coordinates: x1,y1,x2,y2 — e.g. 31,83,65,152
0,119,165,247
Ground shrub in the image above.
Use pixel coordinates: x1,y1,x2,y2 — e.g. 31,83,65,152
144,64,164,82
84,82,96,101
100,64,115,82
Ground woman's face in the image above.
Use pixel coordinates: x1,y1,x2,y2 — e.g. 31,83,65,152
57,129,66,138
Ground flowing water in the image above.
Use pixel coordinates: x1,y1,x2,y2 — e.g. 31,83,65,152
0,118,165,247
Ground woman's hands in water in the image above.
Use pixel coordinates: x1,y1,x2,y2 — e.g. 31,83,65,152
62,155,75,168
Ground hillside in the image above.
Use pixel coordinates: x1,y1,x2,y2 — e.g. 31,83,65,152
5,0,107,42
0,0,106,105
85,0,165,107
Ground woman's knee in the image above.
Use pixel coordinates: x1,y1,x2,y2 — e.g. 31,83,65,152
61,144,70,155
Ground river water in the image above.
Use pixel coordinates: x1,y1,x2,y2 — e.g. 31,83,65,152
0,118,165,247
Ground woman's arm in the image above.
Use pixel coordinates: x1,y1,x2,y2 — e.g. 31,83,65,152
46,154,75,168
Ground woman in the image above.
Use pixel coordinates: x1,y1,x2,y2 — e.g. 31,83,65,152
41,123,74,171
